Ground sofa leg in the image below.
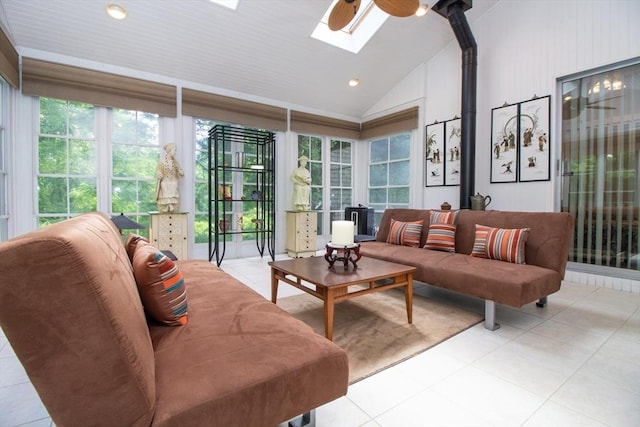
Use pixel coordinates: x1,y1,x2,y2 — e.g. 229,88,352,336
536,296,547,308
484,300,500,331
287,410,315,427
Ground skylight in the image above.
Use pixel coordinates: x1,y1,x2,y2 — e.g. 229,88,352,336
311,0,389,54
208,0,239,10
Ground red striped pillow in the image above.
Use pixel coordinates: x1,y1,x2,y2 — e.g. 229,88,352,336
424,223,456,252
470,224,491,258
485,227,530,264
386,219,423,247
430,210,459,225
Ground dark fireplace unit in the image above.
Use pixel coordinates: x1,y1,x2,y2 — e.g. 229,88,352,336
345,206,375,236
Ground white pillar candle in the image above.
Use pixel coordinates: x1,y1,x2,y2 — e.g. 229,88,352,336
332,220,355,245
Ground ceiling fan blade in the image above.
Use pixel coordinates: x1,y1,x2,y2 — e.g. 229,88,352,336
374,0,419,17
328,0,361,31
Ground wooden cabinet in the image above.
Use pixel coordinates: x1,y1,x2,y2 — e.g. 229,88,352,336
286,211,317,258
150,212,188,260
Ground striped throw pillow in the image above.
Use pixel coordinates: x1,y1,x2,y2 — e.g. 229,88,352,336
470,224,491,258
430,210,459,225
424,223,457,252
386,219,424,247
132,240,188,326
485,227,530,264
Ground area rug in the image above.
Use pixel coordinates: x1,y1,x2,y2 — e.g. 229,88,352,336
277,288,483,384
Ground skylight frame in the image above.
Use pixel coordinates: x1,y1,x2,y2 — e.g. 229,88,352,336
311,0,389,54
208,0,239,11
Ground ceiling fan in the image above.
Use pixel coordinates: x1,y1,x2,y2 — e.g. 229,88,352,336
328,0,420,31
562,95,622,120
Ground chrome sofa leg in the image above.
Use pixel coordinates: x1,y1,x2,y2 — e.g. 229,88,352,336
484,300,500,331
536,296,547,307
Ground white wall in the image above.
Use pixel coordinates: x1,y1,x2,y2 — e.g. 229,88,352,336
368,0,640,212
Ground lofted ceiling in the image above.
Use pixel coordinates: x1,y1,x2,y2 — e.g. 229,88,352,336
0,0,497,118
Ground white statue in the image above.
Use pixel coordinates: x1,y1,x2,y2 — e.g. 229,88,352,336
155,143,184,213
291,155,311,211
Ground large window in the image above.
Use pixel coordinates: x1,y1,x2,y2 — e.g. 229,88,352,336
194,119,269,244
561,62,639,273
194,119,215,243
111,109,159,231
368,132,411,225
37,98,97,227
297,134,353,236
37,97,160,233
329,139,352,226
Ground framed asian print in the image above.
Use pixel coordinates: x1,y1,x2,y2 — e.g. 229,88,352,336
490,103,518,183
444,118,461,186
519,95,550,182
425,121,445,187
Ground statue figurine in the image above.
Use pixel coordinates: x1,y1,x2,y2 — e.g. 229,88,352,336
291,155,311,211
155,143,184,213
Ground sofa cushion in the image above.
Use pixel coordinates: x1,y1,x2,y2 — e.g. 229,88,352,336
485,227,530,264
424,223,457,252
386,219,423,247
149,260,349,426
132,240,189,326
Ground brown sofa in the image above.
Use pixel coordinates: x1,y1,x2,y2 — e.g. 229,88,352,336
359,209,574,330
0,212,348,426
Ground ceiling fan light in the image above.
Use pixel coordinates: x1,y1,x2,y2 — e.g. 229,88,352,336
415,4,429,17
349,78,360,87
107,4,127,20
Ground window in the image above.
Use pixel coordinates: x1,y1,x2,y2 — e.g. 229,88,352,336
297,134,354,236
37,98,97,227
194,119,269,244
329,139,352,226
111,109,160,231
194,119,215,243
368,132,411,225
561,62,639,273
297,135,324,232
37,97,161,234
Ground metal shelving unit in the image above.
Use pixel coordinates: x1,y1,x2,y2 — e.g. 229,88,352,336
208,125,275,266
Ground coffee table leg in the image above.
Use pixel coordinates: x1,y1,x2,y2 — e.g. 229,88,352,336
271,268,279,304
405,274,413,324
324,289,335,341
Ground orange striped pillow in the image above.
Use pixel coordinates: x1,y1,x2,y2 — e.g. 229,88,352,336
430,210,459,225
132,240,189,326
485,227,530,264
386,219,423,247
424,223,456,252
470,224,491,258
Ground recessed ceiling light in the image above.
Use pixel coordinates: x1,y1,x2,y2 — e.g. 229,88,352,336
349,78,360,87
107,4,127,20
415,5,429,17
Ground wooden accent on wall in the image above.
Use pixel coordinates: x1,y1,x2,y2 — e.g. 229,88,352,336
22,58,177,116
182,88,287,132
290,110,360,140
0,27,19,88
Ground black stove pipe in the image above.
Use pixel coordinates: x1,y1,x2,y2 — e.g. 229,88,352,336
434,0,477,209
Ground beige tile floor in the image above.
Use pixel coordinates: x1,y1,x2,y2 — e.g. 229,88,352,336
1,254,639,427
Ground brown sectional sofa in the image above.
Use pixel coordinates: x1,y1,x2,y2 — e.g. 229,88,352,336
0,212,348,426
359,209,574,330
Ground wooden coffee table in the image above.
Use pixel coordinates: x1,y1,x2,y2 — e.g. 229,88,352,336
269,256,416,340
